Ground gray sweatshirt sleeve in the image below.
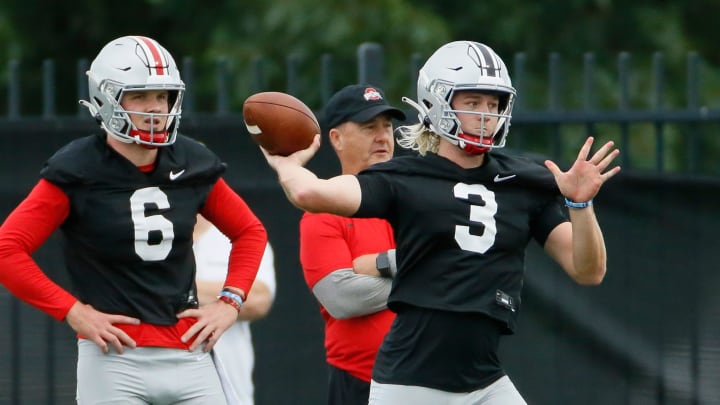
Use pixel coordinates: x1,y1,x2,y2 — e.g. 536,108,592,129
311,268,392,319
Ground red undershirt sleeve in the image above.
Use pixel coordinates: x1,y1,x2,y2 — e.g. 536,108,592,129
200,178,267,298
0,179,77,321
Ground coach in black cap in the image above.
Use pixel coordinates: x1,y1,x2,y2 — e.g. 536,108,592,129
323,84,406,133
302,85,404,404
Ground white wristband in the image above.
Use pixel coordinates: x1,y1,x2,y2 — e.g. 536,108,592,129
564,198,593,209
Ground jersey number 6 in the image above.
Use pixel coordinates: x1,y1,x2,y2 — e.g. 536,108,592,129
130,187,175,261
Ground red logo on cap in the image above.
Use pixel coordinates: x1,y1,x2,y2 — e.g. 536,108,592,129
363,87,382,101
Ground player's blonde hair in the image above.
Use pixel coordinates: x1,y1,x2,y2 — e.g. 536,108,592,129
397,122,440,155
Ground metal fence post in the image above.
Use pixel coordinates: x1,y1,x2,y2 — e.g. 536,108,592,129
409,52,423,101
512,53,526,150
582,53,596,111
182,57,195,115
251,56,266,94
583,52,596,138
618,52,631,169
652,52,665,172
8,60,20,119
686,52,700,173
286,54,301,96
42,59,55,119
215,57,230,115
357,42,384,87
548,52,561,111
76,59,89,117
548,52,562,158
320,53,334,106
513,53,526,113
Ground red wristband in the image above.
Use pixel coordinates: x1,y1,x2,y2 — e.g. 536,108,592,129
217,295,242,312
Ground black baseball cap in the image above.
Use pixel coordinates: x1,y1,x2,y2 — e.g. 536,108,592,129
323,84,406,130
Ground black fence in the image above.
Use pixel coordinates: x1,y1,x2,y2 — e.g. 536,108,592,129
0,44,719,404
3,43,720,175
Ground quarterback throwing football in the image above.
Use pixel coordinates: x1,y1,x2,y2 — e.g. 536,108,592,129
261,40,620,405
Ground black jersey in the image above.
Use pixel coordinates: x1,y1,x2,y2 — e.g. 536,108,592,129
40,133,225,325
355,150,567,333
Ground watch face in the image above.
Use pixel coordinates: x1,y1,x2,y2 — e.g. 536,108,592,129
375,252,387,269
376,251,391,277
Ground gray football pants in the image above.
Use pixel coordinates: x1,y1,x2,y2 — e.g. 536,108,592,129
368,375,527,405
76,339,227,405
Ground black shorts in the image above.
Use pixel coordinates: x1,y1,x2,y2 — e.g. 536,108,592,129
327,364,370,405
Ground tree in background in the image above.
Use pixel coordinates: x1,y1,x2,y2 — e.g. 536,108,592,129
0,0,448,114
1,0,717,111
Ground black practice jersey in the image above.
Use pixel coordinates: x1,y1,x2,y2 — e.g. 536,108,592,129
40,133,225,325
355,150,567,333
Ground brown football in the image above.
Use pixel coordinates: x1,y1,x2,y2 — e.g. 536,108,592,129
243,92,320,156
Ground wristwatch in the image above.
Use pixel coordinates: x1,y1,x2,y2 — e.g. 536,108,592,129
376,251,392,278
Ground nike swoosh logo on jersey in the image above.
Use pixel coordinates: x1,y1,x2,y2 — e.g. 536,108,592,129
493,174,516,182
169,169,186,181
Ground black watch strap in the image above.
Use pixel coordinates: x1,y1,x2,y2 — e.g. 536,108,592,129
376,251,392,278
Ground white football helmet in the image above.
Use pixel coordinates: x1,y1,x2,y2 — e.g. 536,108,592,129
405,41,516,154
80,35,185,147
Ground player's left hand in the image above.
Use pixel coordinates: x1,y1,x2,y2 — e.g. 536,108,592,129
544,136,622,203
177,301,239,352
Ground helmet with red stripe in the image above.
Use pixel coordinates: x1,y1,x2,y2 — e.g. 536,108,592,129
81,36,185,147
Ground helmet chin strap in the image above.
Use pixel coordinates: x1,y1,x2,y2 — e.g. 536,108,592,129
129,128,169,149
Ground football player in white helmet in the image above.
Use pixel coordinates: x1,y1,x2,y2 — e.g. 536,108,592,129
399,41,516,156
259,40,621,404
80,35,184,147
0,35,268,405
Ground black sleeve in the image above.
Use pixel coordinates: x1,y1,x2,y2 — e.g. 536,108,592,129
354,172,396,220
530,194,568,246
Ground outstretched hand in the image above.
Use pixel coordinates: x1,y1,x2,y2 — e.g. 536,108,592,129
260,134,321,172
544,137,621,202
65,301,140,354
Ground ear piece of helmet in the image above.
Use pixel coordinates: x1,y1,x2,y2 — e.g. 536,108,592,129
422,116,432,128
78,100,103,123
110,118,125,132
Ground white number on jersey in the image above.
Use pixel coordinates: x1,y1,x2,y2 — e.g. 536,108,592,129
130,187,174,261
453,183,498,254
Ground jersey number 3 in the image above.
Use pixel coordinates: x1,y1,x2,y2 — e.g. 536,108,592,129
130,187,174,261
453,183,498,254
